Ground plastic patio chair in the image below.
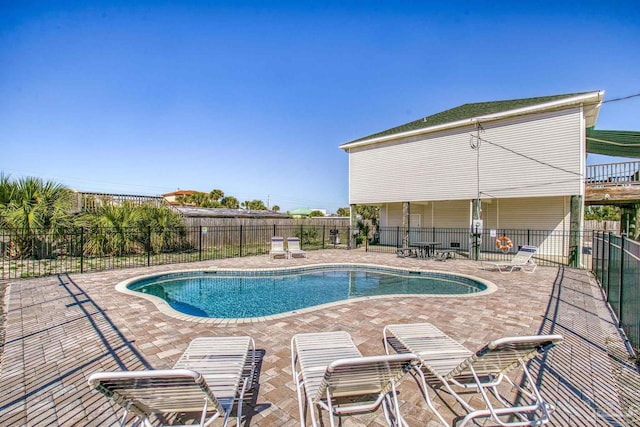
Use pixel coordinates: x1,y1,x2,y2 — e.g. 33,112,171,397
270,236,287,259
481,245,538,273
383,323,562,427
291,330,419,427
88,336,256,427
287,237,307,258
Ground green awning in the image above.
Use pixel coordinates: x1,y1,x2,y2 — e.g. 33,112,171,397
587,128,640,158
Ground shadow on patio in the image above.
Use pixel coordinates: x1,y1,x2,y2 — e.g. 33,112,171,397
0,274,152,425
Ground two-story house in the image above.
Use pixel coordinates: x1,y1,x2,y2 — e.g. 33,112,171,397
340,91,605,263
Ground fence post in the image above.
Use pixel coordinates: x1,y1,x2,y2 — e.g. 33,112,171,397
396,227,400,248
239,225,243,257
592,232,598,277
606,232,612,298
273,224,276,237
80,227,85,274
199,226,203,261
618,233,625,327
322,225,326,249
147,225,151,267
600,231,605,281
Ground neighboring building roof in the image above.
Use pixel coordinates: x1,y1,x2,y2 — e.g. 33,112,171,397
586,129,640,158
175,206,290,219
342,91,603,148
162,190,198,197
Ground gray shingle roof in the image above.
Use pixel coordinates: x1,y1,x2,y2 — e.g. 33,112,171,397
348,92,594,144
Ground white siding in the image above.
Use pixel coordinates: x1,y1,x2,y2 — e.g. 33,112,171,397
433,200,471,227
497,196,568,231
348,107,583,204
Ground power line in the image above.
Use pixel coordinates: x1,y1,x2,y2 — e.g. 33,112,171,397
480,177,581,197
603,93,640,104
471,134,583,177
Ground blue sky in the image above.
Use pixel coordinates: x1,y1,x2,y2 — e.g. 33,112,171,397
1,1,639,213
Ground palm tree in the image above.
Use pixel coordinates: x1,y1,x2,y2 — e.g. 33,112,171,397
210,189,224,202
272,205,280,212
80,203,144,256
0,173,14,227
138,205,188,253
221,196,239,209
2,176,73,258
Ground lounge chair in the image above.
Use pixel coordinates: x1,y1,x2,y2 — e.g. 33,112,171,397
88,336,256,427
291,330,419,427
270,236,287,259
287,237,307,258
481,245,538,273
383,323,562,427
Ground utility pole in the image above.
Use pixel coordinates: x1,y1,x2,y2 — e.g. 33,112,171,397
471,122,483,260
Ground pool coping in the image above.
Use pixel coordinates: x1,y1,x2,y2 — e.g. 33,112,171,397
115,262,498,325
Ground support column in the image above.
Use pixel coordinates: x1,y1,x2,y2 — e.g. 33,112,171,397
350,204,357,249
569,195,583,268
402,202,410,248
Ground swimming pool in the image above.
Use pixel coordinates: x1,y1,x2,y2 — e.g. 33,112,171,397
117,264,495,321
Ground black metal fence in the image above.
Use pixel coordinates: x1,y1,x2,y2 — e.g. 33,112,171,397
366,226,593,267
0,225,354,279
2,225,599,279
592,231,640,351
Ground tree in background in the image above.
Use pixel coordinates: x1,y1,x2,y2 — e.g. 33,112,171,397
272,205,280,212
242,199,267,210
79,203,144,256
209,189,224,203
355,205,380,229
336,207,350,217
79,203,188,256
309,210,324,217
175,189,268,210
221,196,239,209
584,206,621,221
0,175,73,258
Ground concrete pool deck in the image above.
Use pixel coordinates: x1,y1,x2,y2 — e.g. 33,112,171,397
1,249,639,426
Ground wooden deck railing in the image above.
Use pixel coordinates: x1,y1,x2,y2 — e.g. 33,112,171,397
71,191,167,213
585,161,640,187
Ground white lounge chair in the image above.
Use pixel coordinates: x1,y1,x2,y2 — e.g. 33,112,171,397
383,323,562,427
270,236,287,259
287,237,307,258
481,245,538,273
291,330,419,427
88,336,256,427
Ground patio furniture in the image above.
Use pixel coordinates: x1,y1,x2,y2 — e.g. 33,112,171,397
434,242,460,261
481,245,538,273
270,236,287,259
396,247,416,258
291,330,419,427
410,241,442,258
383,323,562,427
287,237,307,258
88,336,256,427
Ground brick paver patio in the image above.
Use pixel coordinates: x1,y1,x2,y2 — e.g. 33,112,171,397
1,249,639,426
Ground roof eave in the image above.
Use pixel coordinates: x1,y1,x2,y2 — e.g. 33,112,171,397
340,90,604,151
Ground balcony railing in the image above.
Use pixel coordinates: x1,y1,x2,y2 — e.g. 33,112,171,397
586,161,640,187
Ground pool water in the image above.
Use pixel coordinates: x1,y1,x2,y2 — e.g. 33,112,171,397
127,266,488,318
